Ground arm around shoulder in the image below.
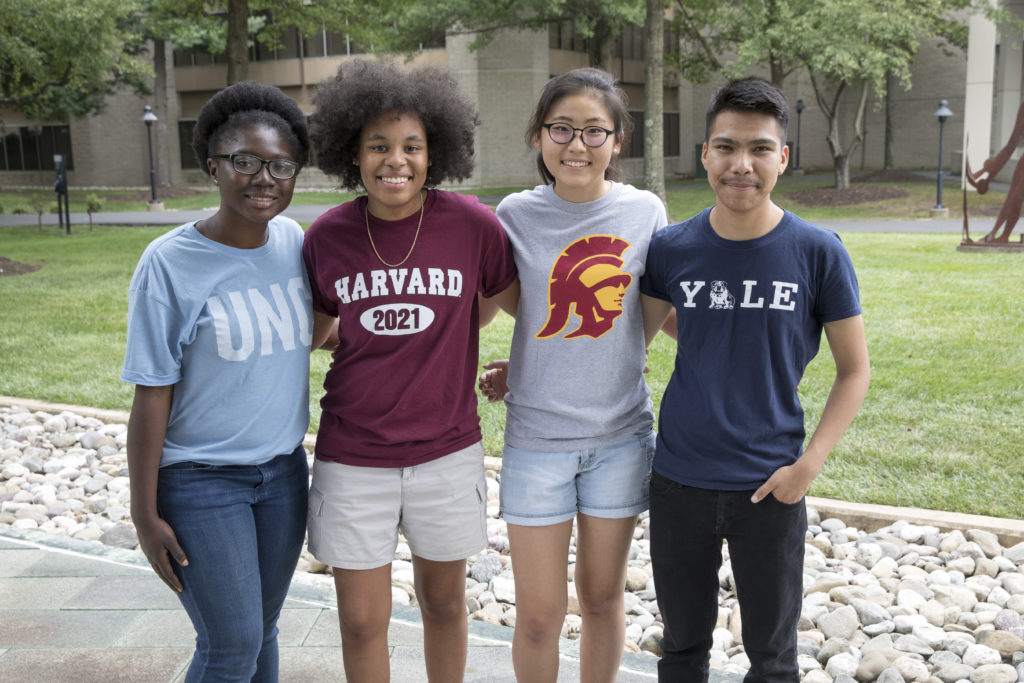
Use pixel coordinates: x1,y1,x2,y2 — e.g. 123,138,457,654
479,278,520,328
312,310,339,351
642,294,674,347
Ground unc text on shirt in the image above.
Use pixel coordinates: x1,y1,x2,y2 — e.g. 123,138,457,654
208,277,313,360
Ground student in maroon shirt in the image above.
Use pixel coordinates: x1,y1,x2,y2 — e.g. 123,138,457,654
303,59,518,682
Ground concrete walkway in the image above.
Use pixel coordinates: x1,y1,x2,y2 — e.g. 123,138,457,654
0,526,666,682
0,202,998,236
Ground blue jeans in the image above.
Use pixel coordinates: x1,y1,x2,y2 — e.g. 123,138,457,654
649,472,806,683
157,445,309,682
499,427,655,526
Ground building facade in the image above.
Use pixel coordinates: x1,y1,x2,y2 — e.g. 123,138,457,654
0,15,1011,192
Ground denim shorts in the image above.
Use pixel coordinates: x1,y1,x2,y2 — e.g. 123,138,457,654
498,427,655,526
307,441,488,569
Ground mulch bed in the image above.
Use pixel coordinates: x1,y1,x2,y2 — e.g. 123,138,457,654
0,256,42,277
786,169,924,207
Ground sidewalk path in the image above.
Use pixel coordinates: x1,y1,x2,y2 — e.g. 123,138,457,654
0,527,668,682
0,202,998,236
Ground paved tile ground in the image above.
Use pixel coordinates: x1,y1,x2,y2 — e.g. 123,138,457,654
0,527,669,682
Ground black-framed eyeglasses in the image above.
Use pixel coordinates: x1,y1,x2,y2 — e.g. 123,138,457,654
541,123,616,148
210,153,299,180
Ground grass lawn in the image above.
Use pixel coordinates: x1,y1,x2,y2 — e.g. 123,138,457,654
1,179,1021,517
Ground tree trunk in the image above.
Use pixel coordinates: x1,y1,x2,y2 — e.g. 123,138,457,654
643,0,666,203
825,117,850,190
588,19,615,72
226,0,249,85
884,71,894,169
152,38,170,187
833,154,850,189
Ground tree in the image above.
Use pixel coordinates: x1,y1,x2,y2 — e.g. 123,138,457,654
668,0,803,88
85,194,105,232
29,195,48,232
358,0,644,71
668,0,999,189
0,0,151,121
145,0,365,85
643,0,666,203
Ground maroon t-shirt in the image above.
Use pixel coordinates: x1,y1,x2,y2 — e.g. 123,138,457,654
303,190,517,467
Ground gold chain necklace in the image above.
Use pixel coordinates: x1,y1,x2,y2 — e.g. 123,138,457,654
365,190,424,268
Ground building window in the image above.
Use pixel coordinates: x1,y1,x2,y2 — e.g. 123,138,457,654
625,111,680,159
549,20,588,53
616,24,644,61
0,125,73,172
179,121,199,169
664,111,680,157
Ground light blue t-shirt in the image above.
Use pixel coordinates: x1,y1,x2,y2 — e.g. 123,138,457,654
121,217,312,466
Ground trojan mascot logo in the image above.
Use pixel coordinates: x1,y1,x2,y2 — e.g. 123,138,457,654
536,235,633,340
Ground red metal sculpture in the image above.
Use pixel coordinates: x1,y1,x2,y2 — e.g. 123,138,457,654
962,100,1024,248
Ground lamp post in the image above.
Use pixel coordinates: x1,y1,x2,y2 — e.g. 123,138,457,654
933,99,953,211
794,99,805,170
141,105,161,210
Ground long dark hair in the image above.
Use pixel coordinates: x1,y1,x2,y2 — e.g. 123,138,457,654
525,68,631,184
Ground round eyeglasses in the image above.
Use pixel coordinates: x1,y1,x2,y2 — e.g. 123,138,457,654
541,123,616,148
210,153,299,180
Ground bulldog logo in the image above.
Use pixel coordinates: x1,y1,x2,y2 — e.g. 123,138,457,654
536,235,632,340
709,280,735,309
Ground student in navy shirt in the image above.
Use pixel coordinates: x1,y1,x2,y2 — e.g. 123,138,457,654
640,77,870,682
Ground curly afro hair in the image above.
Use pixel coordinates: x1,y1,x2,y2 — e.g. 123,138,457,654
310,59,479,189
192,81,310,175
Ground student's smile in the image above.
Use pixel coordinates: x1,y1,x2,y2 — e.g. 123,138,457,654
355,110,429,221
702,110,788,221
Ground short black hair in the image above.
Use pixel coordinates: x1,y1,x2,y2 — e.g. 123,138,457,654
525,68,631,184
192,81,310,175
705,77,789,143
310,59,479,190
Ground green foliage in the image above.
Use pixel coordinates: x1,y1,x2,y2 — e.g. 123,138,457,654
668,0,995,88
86,193,104,230
338,0,644,66
85,194,104,214
29,194,48,230
145,0,381,81
0,0,152,121
11,206,30,215
667,0,1018,188
28,195,48,213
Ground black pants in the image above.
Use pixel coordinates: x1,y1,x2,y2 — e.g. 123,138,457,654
649,472,806,683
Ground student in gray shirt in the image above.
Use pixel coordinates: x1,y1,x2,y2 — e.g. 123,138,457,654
480,67,669,682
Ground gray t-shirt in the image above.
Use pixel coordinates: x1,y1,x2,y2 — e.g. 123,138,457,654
496,182,667,451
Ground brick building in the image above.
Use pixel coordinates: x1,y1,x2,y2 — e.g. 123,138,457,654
0,13,1017,192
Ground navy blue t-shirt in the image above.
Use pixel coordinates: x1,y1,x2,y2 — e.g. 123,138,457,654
640,208,861,490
